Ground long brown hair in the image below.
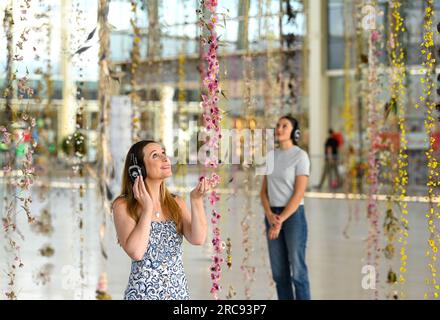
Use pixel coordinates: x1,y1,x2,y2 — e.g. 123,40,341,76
113,140,183,234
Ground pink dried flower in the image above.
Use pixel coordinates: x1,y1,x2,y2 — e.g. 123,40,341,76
371,30,380,42
209,191,220,205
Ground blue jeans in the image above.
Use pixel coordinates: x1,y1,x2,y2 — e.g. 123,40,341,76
265,205,311,300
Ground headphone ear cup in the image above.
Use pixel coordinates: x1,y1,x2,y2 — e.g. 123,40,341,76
294,129,301,142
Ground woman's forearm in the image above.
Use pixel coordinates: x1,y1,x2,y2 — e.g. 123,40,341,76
280,177,308,222
189,198,208,245
124,211,152,261
280,195,302,221
260,192,273,218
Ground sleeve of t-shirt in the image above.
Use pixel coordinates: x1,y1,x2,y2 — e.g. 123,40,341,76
296,150,310,176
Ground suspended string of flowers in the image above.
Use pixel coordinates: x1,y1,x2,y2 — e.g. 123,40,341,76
240,4,257,294
224,237,237,299
225,182,237,300
353,0,369,195
342,0,354,141
146,2,163,137
1,6,16,289
261,0,277,299
299,0,308,126
198,0,224,299
43,4,53,124
71,0,89,297
282,0,301,115
130,0,141,142
277,0,286,115
30,0,55,286
341,0,360,239
263,0,280,127
96,0,113,300
2,2,14,122
372,0,403,300
2,0,38,300
365,1,382,299
241,53,257,299
241,174,256,299
212,31,236,300
387,0,409,300
177,0,188,184
416,0,440,300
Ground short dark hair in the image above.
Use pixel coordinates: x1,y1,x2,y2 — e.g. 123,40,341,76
328,128,334,135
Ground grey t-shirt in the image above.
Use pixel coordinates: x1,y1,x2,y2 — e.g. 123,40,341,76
266,146,310,207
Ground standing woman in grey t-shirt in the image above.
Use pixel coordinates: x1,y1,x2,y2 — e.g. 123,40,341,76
260,115,311,300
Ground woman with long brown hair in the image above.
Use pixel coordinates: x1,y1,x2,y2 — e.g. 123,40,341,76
112,140,208,300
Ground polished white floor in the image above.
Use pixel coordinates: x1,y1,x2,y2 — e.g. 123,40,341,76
0,172,437,300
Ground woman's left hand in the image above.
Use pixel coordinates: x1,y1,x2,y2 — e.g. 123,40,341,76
190,177,209,201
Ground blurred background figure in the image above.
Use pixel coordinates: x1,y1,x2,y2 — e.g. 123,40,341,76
315,129,341,191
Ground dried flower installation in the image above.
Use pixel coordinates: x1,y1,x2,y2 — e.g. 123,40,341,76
198,0,224,299
416,0,440,300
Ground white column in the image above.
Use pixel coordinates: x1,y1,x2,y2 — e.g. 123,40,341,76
307,0,328,186
160,86,175,151
58,0,76,145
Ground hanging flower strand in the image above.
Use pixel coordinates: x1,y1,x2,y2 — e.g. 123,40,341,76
130,0,141,142
198,0,223,299
417,0,439,300
2,0,37,300
365,3,382,299
387,0,410,300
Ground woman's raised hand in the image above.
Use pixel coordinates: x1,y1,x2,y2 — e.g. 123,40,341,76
190,177,209,201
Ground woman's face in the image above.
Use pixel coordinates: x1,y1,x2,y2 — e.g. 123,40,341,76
275,118,293,143
142,143,172,180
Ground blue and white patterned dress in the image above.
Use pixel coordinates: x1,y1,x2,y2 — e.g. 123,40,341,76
124,221,190,300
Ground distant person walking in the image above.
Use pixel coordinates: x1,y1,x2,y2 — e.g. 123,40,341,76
316,129,340,190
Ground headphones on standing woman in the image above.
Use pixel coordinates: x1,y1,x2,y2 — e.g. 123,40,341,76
128,152,147,184
282,115,301,144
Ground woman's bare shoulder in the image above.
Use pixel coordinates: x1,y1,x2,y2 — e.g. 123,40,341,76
112,196,128,212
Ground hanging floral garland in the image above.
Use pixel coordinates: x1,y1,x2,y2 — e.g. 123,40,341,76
2,2,14,122
198,0,224,299
96,0,113,300
175,60,187,178
176,0,189,184
1,0,38,300
240,8,257,295
30,0,56,286
145,1,163,137
342,0,354,139
365,1,382,299
386,0,409,300
341,0,361,239
282,0,301,115
130,0,141,142
71,0,90,297
261,0,277,299
416,0,440,300
371,0,403,300
352,0,369,195
263,0,280,127
1,5,17,299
